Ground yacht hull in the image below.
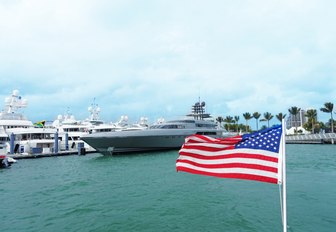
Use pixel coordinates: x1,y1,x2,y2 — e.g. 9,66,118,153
82,129,224,155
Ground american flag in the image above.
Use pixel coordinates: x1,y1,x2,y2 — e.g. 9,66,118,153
176,125,284,184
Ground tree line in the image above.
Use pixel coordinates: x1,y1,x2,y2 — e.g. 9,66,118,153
216,102,335,134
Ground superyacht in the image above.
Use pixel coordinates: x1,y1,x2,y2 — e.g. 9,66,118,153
81,101,228,155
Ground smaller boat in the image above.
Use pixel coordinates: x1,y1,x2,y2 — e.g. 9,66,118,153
0,155,17,168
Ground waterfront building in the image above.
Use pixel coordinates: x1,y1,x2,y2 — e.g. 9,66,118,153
286,109,307,129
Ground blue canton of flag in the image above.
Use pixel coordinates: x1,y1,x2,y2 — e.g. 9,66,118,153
236,125,282,153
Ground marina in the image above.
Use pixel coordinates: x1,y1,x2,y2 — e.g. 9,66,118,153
1,90,334,160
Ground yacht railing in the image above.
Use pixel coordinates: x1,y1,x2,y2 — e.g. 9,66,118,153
0,113,28,121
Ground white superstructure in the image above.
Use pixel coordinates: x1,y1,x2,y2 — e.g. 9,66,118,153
0,90,57,155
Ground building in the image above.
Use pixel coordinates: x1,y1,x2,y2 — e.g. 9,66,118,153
286,109,307,129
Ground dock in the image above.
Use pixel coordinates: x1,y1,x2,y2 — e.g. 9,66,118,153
7,147,97,159
286,133,336,144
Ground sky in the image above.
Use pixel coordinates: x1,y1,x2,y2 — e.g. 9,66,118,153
0,0,335,128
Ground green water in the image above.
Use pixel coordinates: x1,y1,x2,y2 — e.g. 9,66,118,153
1,144,335,232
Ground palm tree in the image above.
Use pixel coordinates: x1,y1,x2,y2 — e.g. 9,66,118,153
263,112,274,128
320,102,334,133
216,116,224,128
234,115,240,133
288,106,301,133
276,113,286,123
253,112,261,131
243,112,252,132
305,109,317,133
320,102,334,144
224,116,234,132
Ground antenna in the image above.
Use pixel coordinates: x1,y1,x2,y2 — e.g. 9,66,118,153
88,97,100,121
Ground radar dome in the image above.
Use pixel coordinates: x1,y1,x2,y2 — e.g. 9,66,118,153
120,115,128,121
12,90,19,96
21,99,28,106
4,97,10,103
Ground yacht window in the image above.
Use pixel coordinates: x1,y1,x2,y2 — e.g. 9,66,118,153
196,132,217,135
31,134,41,140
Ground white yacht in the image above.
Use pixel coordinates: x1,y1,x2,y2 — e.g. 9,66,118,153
93,115,148,133
0,90,57,155
84,103,123,133
81,101,227,155
52,101,117,150
52,112,90,150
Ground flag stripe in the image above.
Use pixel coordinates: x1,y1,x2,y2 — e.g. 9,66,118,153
185,135,242,145
176,166,278,184
181,144,235,151
179,149,279,162
177,159,278,173
176,162,278,177
177,155,278,170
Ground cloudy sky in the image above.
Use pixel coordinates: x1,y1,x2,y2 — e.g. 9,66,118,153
0,0,335,128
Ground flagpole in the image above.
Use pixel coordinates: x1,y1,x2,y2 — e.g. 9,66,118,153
282,119,287,232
